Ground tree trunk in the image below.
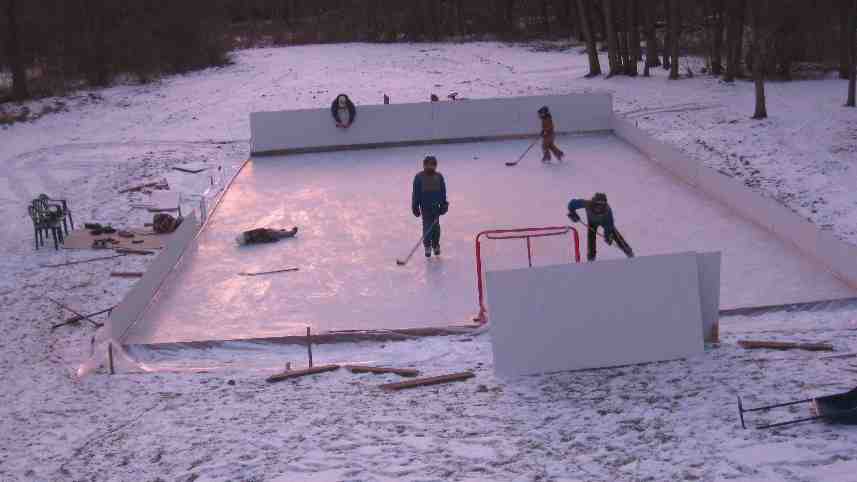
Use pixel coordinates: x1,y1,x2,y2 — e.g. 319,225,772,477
724,0,744,81
847,0,857,107
662,0,671,69
734,0,745,77
629,0,640,70
711,0,724,75
603,0,621,76
750,1,767,119
4,0,29,100
542,0,550,35
669,0,679,79
841,0,851,80
577,0,602,77
643,0,659,74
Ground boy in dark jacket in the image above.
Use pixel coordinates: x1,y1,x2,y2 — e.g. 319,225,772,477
567,192,633,261
331,94,356,128
412,155,449,258
538,106,564,163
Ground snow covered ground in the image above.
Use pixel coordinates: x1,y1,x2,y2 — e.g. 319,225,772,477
2,42,857,481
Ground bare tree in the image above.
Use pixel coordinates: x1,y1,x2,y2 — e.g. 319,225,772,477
710,0,724,75
841,0,852,79
642,0,659,76
603,0,621,76
723,0,745,82
4,0,29,100
750,0,767,119
668,0,679,79
577,0,602,77
628,0,640,75
847,0,857,107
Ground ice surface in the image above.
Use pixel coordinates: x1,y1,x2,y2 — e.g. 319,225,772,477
126,134,855,344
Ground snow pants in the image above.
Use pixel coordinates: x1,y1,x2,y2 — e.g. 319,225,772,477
587,224,633,261
542,134,564,160
422,211,441,248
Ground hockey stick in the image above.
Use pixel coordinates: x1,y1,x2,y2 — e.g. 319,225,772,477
505,138,539,166
239,267,299,276
396,219,440,266
573,220,635,258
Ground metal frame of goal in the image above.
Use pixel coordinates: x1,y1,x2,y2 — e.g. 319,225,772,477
474,225,581,323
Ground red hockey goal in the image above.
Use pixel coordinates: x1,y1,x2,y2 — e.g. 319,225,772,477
474,226,581,323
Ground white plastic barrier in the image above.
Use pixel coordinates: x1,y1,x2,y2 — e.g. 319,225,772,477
487,253,707,377
107,212,199,342
697,252,721,342
250,94,613,155
612,116,857,293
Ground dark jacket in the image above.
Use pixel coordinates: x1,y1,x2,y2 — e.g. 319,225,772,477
331,95,356,125
568,199,615,231
412,171,447,216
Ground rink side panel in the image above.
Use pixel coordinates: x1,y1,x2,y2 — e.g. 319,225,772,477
250,94,612,155
612,116,857,292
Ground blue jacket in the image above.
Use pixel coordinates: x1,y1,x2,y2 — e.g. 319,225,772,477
412,171,447,216
568,198,615,230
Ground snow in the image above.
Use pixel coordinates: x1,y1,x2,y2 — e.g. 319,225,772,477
2,42,857,481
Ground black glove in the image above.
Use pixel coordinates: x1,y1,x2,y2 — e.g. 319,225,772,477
439,202,449,215
568,211,581,223
413,207,421,218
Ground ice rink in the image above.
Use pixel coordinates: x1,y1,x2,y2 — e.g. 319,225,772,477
125,134,857,344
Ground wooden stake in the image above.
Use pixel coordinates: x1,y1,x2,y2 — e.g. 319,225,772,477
346,365,420,377
108,343,115,375
379,371,475,391
738,340,834,351
266,364,339,383
307,326,313,368
110,272,144,278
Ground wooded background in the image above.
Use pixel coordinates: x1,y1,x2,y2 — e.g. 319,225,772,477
2,0,856,113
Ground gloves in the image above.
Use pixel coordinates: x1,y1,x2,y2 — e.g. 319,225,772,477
413,207,421,218
439,202,449,215
568,211,581,223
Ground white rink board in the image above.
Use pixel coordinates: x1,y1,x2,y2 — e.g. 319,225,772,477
487,253,705,377
697,252,721,342
251,94,612,154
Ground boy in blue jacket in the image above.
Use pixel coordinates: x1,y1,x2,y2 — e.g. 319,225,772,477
412,155,449,258
567,192,634,261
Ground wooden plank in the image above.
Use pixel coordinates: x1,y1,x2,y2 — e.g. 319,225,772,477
265,364,340,383
820,352,857,360
738,340,834,351
346,365,420,377
379,371,474,390
110,272,144,278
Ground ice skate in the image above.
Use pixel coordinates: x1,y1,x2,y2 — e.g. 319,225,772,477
433,244,441,256
425,246,432,258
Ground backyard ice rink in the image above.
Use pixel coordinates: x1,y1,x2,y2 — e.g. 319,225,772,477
126,133,856,344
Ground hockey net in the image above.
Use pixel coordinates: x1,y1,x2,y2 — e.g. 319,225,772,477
474,226,581,323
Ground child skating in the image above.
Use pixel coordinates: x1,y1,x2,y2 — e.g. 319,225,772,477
538,106,564,163
567,192,634,261
411,155,449,258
